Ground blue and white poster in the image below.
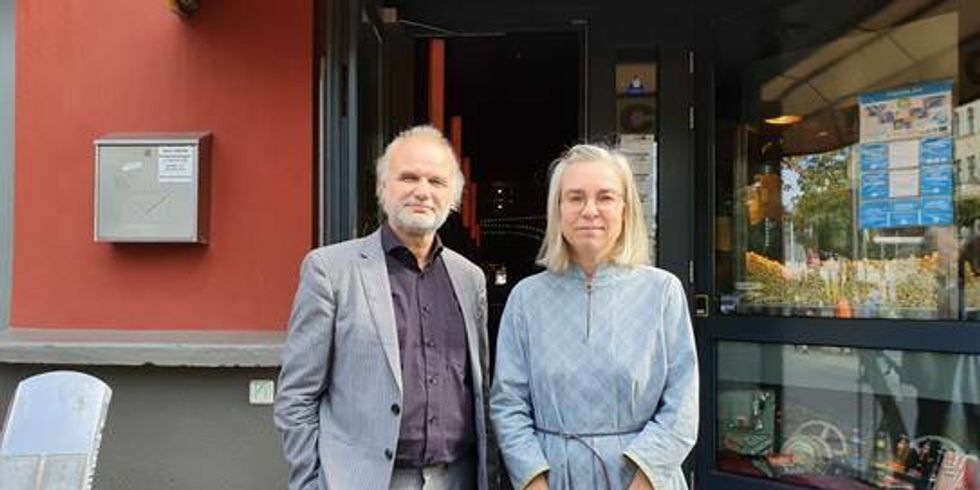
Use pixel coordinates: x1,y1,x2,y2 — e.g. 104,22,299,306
859,80,953,143
860,144,889,171
861,171,890,200
921,137,953,165
858,80,954,230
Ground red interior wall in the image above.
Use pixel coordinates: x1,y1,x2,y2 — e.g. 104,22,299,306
12,1,313,330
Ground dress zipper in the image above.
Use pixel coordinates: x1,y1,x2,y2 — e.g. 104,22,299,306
585,279,594,340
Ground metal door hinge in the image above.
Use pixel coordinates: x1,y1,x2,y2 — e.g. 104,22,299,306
688,51,695,74
688,105,695,130
688,260,695,284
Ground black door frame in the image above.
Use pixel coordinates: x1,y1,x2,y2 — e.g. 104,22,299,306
320,1,707,484
320,0,386,244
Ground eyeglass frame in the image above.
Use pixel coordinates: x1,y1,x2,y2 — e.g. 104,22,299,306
559,189,625,213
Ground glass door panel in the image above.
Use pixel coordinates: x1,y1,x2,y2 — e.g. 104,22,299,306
713,1,980,321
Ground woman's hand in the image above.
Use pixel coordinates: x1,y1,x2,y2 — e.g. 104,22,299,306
627,471,655,490
525,473,549,490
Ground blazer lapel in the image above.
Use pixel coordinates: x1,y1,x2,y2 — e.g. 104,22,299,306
357,231,403,392
444,255,483,391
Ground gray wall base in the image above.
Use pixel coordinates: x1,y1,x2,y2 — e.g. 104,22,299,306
0,328,284,367
0,364,288,490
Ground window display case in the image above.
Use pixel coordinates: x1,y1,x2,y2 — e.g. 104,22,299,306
716,342,979,489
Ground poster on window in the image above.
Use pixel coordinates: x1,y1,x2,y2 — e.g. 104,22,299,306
859,80,953,143
858,81,955,229
858,137,955,228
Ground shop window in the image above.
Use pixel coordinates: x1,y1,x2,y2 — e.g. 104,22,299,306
717,341,980,488
715,3,980,320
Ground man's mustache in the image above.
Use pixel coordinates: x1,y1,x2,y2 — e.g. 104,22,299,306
402,202,437,212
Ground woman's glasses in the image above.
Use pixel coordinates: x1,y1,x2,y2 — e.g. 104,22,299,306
560,191,624,212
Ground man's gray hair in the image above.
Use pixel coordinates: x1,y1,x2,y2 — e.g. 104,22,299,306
376,125,465,209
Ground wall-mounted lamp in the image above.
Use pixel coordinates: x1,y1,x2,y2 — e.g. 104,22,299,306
169,0,199,19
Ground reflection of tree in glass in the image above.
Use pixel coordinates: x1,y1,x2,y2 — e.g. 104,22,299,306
782,148,853,259
955,196,980,228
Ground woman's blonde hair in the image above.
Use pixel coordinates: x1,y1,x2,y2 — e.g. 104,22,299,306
536,144,651,273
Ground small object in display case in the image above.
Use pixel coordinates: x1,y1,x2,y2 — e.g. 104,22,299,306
872,430,895,481
934,452,979,489
787,420,848,461
778,434,832,474
895,435,912,473
868,434,970,489
848,427,869,476
719,389,777,456
763,453,807,476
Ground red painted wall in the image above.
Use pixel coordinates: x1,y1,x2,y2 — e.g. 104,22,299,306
12,1,313,330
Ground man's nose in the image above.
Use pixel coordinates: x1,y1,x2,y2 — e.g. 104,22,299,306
410,182,432,199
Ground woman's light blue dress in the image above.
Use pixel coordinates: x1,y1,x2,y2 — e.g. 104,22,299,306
490,264,698,490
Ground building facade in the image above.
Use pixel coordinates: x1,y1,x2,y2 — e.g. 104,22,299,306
1,1,979,489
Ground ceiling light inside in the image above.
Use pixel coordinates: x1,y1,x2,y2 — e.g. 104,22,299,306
765,115,803,125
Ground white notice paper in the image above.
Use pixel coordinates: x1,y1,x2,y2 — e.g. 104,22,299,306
158,146,195,183
888,139,919,169
120,161,143,172
889,169,920,198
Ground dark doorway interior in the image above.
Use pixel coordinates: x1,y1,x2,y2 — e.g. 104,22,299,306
418,32,582,346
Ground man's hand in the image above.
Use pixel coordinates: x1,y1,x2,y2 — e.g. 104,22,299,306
627,471,655,490
525,473,549,490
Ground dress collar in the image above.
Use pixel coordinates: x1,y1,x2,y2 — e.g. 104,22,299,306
559,262,632,288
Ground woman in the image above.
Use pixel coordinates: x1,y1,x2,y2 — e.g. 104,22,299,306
490,144,698,490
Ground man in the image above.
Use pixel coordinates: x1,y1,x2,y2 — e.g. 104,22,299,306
274,125,490,490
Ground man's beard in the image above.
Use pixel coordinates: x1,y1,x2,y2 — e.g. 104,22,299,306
388,202,450,235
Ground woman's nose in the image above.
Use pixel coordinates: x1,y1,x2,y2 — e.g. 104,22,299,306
581,199,600,216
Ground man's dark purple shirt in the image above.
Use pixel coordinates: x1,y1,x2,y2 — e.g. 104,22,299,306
381,224,475,468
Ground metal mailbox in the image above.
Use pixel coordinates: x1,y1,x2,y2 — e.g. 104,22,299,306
94,132,211,243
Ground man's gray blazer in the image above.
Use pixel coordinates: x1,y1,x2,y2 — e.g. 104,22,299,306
274,229,490,490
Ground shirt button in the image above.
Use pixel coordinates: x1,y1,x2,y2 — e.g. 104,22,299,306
384,448,393,460
390,403,400,416
422,305,431,313
429,416,437,424
425,339,435,347
428,376,436,385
